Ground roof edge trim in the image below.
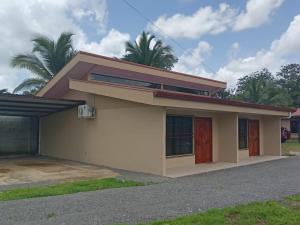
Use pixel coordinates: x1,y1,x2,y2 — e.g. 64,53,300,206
79,51,227,85
153,91,295,113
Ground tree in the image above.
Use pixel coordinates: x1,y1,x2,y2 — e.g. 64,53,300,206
0,89,8,94
276,64,300,107
234,68,292,107
11,32,76,94
213,88,235,99
122,31,178,70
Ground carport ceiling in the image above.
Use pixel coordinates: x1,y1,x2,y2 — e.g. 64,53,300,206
0,94,85,117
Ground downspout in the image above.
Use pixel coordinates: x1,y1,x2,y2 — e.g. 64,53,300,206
38,117,41,155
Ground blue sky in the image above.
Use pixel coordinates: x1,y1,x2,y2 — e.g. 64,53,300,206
107,0,300,71
0,0,300,91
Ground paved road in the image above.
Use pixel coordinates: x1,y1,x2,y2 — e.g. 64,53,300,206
0,156,300,225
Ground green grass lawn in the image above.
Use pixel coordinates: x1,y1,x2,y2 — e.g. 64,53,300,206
0,178,143,201
118,194,300,225
287,194,300,202
282,138,300,155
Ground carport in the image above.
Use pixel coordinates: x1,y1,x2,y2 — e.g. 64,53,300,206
0,94,84,156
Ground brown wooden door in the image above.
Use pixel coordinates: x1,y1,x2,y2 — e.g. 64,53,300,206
194,118,212,163
248,120,260,156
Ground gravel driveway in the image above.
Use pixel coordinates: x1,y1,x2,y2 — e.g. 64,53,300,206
0,156,300,225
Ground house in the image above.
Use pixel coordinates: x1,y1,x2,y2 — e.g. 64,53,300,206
11,51,289,176
282,108,300,138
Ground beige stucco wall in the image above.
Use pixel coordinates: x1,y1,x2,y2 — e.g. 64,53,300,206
40,91,166,176
262,116,282,156
165,110,239,167
40,89,283,175
237,115,281,157
238,150,250,160
165,112,283,170
68,79,290,117
164,110,221,168
217,113,238,163
165,111,282,168
154,97,290,117
166,156,194,169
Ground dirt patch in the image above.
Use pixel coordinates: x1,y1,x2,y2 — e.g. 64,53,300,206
227,212,240,225
16,161,75,173
16,162,58,167
37,166,75,173
227,213,268,225
0,157,118,186
289,201,300,210
0,168,10,173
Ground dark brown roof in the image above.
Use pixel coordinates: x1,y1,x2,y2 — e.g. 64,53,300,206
153,91,295,113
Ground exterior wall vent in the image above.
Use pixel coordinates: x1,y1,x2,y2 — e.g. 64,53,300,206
78,105,96,119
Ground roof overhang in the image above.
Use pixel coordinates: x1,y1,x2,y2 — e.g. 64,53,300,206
69,79,294,117
0,94,85,117
153,91,294,113
37,51,226,98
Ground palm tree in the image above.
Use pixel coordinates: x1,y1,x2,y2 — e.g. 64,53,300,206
11,32,76,94
234,69,292,107
122,31,177,70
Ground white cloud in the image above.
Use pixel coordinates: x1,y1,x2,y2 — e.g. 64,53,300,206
0,0,80,91
150,0,284,39
233,0,284,31
174,41,213,77
0,0,129,92
271,15,300,55
216,14,300,87
216,51,284,87
68,0,108,33
150,3,237,39
78,29,130,57
172,14,300,88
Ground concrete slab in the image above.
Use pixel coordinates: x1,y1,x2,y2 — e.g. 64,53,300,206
166,156,287,178
0,156,118,186
290,151,300,156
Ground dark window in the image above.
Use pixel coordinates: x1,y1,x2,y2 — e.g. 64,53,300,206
291,120,299,133
238,119,248,149
163,84,209,96
90,73,210,96
166,116,193,156
90,73,161,89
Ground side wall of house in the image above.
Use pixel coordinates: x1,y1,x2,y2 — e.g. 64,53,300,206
263,116,282,156
217,113,238,163
40,91,166,176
